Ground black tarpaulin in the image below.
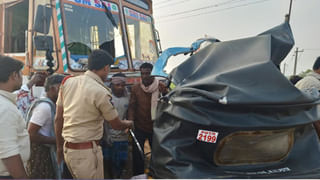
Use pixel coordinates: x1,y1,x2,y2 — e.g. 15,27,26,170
150,22,320,178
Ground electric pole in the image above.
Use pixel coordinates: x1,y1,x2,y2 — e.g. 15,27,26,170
283,63,286,75
293,47,304,75
287,0,293,23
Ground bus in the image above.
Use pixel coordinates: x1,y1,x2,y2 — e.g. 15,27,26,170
0,0,161,84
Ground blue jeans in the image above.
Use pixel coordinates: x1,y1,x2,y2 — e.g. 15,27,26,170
103,141,128,178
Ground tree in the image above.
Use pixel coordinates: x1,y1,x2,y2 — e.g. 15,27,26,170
299,69,312,78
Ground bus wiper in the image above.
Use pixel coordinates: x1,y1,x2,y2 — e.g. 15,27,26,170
99,0,118,29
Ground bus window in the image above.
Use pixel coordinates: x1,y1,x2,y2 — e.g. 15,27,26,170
4,0,28,53
125,0,149,10
62,0,126,71
32,0,58,71
124,7,157,70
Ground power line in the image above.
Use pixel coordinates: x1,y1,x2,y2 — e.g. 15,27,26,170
156,0,245,19
156,0,274,24
304,48,320,51
154,0,172,6
155,0,192,9
157,0,273,22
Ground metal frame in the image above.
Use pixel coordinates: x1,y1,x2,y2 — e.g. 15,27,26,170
0,4,5,54
50,0,61,73
0,0,156,76
121,0,158,70
26,0,34,73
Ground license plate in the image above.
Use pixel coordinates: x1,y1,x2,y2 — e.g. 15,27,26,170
197,129,219,143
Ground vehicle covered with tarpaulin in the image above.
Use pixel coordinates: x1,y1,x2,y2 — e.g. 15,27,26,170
149,21,320,178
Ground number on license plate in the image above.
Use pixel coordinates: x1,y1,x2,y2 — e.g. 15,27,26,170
197,129,219,143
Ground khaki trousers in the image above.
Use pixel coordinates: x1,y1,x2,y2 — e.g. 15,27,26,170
64,142,103,179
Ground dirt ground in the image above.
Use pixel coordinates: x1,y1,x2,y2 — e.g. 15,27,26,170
105,137,152,179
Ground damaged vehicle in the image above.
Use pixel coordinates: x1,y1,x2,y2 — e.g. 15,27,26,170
149,21,320,178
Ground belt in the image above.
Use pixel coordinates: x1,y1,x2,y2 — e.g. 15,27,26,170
65,140,100,149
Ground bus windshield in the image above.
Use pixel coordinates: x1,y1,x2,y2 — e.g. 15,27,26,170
62,0,126,70
124,7,158,69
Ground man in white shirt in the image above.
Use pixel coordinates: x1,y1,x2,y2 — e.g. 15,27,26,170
295,56,320,138
26,74,65,179
296,57,320,95
0,55,30,179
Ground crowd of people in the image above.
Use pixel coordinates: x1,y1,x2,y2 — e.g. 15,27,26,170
1,51,320,179
0,50,167,179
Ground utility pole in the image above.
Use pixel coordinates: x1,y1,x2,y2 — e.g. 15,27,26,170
283,63,286,75
293,47,304,75
287,0,293,23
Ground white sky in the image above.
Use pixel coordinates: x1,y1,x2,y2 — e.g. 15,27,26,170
152,0,320,76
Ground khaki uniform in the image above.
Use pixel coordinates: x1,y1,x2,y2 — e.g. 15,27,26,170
56,71,118,179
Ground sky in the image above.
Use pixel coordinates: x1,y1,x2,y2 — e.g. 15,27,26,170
152,0,320,76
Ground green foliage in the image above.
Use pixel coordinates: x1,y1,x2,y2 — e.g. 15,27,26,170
299,69,312,78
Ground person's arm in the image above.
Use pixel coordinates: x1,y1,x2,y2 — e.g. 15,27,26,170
28,123,56,144
159,81,169,95
55,85,65,164
27,78,36,90
54,105,64,164
109,116,133,130
98,91,133,130
2,155,28,179
27,72,46,89
28,103,56,144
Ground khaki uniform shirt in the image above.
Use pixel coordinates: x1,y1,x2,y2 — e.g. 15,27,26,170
56,71,118,143
0,90,30,176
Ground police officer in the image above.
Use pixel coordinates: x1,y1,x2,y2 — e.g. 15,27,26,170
55,50,133,179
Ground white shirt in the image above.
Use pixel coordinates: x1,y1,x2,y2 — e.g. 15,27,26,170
29,102,53,137
295,71,320,97
0,90,30,176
